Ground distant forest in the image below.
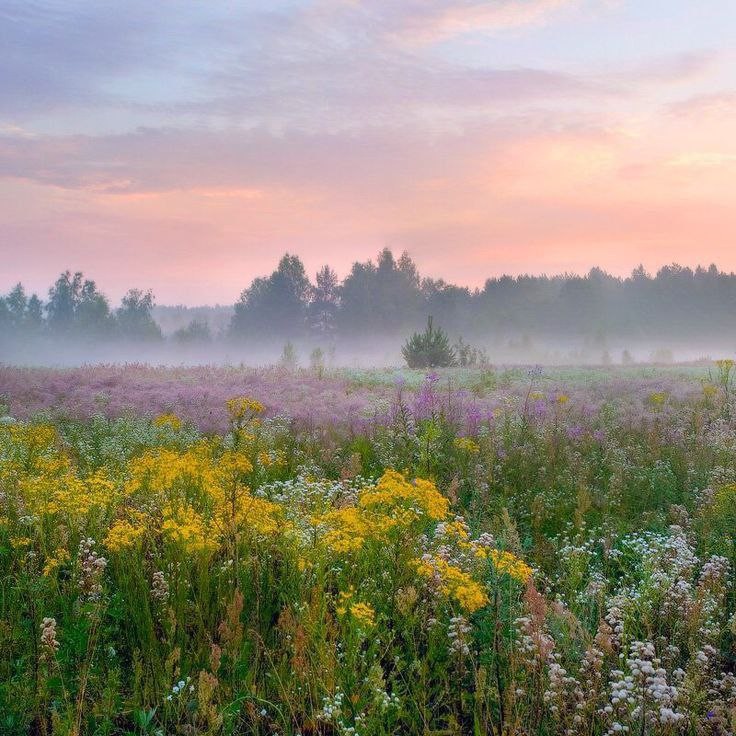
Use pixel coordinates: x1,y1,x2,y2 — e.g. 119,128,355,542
2,249,736,355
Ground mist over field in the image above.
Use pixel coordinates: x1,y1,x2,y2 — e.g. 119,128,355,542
3,250,736,368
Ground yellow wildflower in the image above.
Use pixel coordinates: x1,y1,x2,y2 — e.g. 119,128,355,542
42,548,70,577
359,470,449,522
349,602,376,628
648,392,667,407
226,397,264,423
336,589,376,628
219,450,254,478
415,555,489,613
488,549,532,584
153,412,182,430
104,520,146,553
162,504,219,555
319,506,367,553
454,437,480,454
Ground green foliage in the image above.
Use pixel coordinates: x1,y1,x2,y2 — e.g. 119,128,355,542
172,319,211,344
402,316,456,368
280,340,298,369
116,289,162,341
309,346,325,376
231,253,311,340
453,336,489,367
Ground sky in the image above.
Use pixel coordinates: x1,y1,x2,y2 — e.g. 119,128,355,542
1,0,736,304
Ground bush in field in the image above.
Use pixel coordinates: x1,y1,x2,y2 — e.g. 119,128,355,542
453,336,489,367
280,340,298,368
402,316,456,368
309,346,325,376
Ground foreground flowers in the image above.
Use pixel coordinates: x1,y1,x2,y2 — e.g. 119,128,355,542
0,408,528,735
2,376,736,735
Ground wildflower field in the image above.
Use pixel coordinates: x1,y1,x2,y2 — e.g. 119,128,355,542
2,362,736,735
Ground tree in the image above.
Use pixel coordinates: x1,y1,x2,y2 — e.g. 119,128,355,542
75,280,114,338
0,284,44,338
46,271,112,337
309,265,341,336
46,271,83,332
173,319,212,344
6,284,27,326
402,316,456,369
25,294,44,331
338,249,422,335
231,254,311,340
280,341,298,369
116,289,162,341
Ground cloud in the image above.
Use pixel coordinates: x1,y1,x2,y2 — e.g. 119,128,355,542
667,91,736,118
0,112,608,196
373,0,580,44
668,152,736,168
0,0,609,129
2,0,735,302
614,51,719,87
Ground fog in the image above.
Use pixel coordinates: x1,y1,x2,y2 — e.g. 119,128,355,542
1,332,733,370
3,252,736,369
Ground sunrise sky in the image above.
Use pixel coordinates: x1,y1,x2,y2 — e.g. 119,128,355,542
2,0,736,303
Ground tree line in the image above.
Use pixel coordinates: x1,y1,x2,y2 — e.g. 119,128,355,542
3,251,736,346
0,272,162,343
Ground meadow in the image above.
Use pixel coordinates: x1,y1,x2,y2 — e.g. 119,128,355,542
1,361,736,735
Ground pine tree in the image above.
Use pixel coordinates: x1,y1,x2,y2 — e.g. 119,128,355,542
402,316,456,369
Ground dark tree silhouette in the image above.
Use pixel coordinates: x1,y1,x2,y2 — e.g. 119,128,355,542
231,254,310,340
116,289,162,341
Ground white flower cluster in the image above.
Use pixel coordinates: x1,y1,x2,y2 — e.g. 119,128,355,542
602,640,684,734
165,676,193,701
151,570,169,602
319,689,345,721
448,615,472,657
39,616,59,657
78,537,107,602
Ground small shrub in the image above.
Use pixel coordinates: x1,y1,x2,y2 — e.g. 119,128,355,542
402,316,456,369
280,341,298,369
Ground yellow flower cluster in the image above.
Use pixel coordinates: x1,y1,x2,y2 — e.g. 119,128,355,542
226,396,265,423
125,444,222,499
230,494,283,538
336,588,376,628
348,602,376,628
487,549,533,584
358,470,449,521
1,408,504,644
104,519,146,553
317,470,450,554
125,442,279,553
414,555,489,613
153,412,183,430
453,437,480,454
649,392,668,407
42,548,70,577
162,503,219,555
319,506,368,553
